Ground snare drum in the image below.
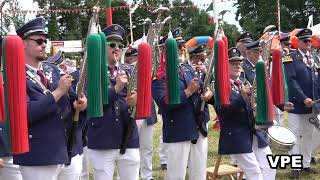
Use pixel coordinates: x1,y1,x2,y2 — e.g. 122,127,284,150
267,125,296,151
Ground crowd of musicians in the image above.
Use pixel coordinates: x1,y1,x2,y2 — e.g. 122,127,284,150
0,16,320,180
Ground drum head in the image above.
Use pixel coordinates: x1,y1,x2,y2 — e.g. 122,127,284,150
267,125,296,144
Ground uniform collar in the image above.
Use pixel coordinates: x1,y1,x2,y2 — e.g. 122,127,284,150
298,49,310,58
230,78,241,84
26,63,44,74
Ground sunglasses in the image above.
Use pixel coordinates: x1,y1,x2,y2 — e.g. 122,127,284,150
27,38,47,45
230,61,243,66
178,44,184,49
302,39,311,43
107,42,124,49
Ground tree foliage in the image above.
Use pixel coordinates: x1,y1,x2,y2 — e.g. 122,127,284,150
2,0,26,33
235,0,320,39
31,0,240,48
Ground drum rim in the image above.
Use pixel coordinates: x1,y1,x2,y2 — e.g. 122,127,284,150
267,125,296,144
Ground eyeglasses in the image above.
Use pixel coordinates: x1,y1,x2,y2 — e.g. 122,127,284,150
230,62,243,66
27,38,47,45
178,44,184,49
106,42,124,49
302,39,311,43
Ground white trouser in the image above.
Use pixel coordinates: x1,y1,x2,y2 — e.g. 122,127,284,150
230,152,263,180
230,135,275,180
288,113,314,168
20,164,64,180
80,147,90,180
158,115,168,165
0,156,22,180
312,128,320,156
252,135,276,180
136,119,154,180
165,133,208,180
273,106,284,126
58,154,83,180
88,148,140,180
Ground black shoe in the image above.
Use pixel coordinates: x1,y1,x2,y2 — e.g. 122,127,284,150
289,170,300,179
302,167,317,174
311,157,316,164
160,164,167,170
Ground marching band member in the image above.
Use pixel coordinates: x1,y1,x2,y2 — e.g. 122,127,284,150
155,28,187,171
273,33,292,126
13,17,87,180
310,34,320,165
236,32,253,60
279,32,292,56
86,24,140,180
125,46,157,180
124,47,138,65
136,103,157,180
152,38,213,180
46,50,90,180
216,47,275,180
0,36,22,180
188,44,208,75
242,39,260,84
284,28,320,178
311,35,320,56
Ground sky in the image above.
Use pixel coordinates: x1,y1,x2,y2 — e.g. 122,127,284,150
16,0,241,29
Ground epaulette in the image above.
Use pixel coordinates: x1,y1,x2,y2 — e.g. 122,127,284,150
282,55,293,63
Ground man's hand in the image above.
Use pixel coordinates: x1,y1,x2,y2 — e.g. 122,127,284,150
283,102,294,112
52,74,73,102
304,98,313,108
115,71,128,93
201,88,213,102
184,78,200,98
195,61,207,74
57,74,73,94
126,90,137,106
73,93,87,112
240,84,251,101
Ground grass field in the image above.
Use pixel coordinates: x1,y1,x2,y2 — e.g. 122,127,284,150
90,108,320,180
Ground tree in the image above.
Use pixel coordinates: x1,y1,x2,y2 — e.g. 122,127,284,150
222,22,240,47
31,0,239,46
2,0,26,33
235,0,320,39
33,0,130,41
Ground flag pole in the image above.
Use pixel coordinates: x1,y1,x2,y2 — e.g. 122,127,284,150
277,0,281,33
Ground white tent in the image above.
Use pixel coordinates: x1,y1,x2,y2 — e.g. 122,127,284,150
307,15,320,35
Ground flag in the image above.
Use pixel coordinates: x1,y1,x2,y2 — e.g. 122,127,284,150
206,2,213,12
208,17,214,24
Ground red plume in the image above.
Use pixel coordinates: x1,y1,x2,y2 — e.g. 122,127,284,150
271,48,287,105
215,37,230,105
156,45,166,80
136,42,152,119
0,73,4,123
0,38,4,123
2,35,29,154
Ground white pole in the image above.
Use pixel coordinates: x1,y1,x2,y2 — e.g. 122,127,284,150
129,5,134,44
277,0,281,33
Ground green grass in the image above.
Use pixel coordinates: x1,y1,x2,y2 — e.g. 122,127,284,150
90,109,320,180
